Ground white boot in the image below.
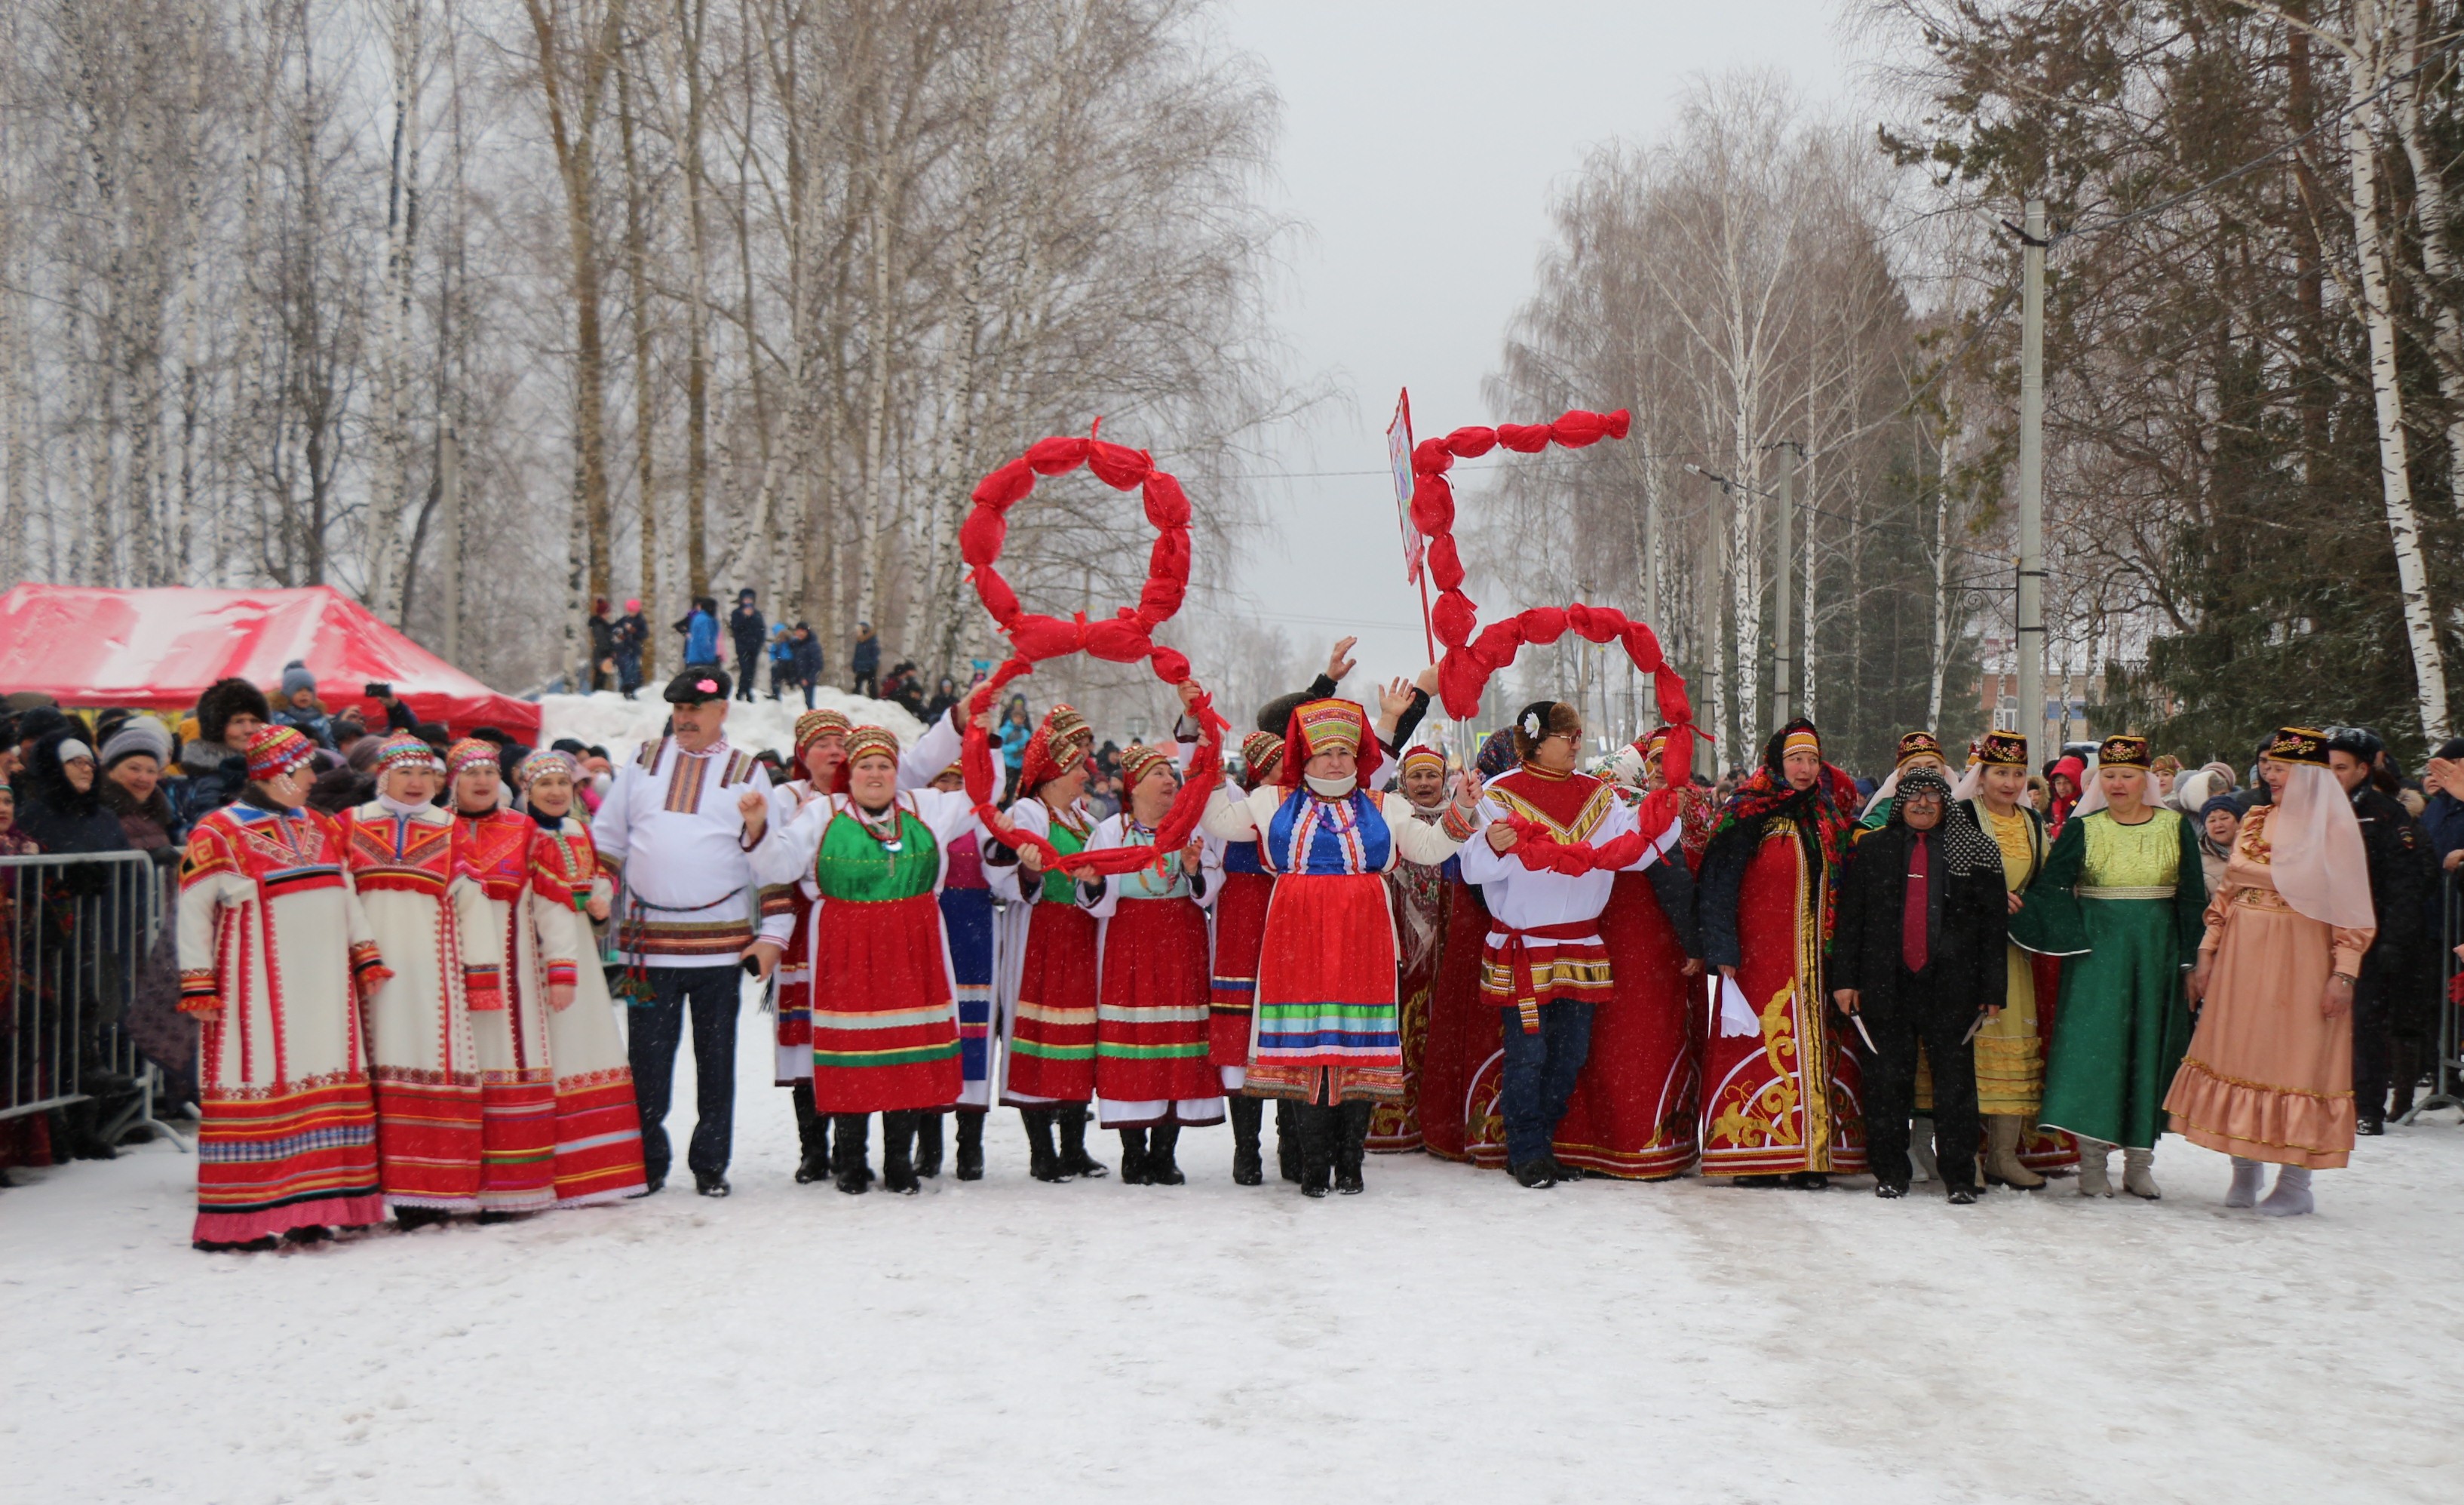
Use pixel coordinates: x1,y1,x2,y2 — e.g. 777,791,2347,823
2257,1166,2315,1217
1984,1116,2046,1190
1909,1116,1939,1184
2226,1157,2266,1209
2122,1146,2161,1201
2076,1138,2113,1197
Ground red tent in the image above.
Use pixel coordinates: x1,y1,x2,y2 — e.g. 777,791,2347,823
0,583,540,742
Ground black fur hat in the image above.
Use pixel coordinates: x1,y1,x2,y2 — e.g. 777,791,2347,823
197,677,273,745
1255,690,1312,737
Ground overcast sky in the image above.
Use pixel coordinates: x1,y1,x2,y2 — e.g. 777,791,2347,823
1201,0,1866,690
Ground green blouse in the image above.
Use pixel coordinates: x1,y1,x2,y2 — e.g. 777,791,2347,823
2007,807,2207,963
814,803,941,903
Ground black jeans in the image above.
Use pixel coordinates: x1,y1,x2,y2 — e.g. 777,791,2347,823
734,653,761,700
1858,971,1981,1190
628,966,741,1181
1496,1000,1594,1166
2352,949,2401,1112
852,668,878,699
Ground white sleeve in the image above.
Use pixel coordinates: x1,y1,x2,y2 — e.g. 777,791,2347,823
1192,831,1225,911
900,708,965,791
915,787,984,847
1203,783,1278,841
750,797,830,888
985,799,1046,906
1388,793,1471,869
590,758,637,875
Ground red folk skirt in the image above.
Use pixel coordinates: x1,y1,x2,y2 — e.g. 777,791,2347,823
809,893,960,1113
1245,871,1405,1106
1418,878,1501,1163
1208,870,1275,1070
1095,897,1217,1107
1002,901,1100,1104
773,885,818,1085
1553,871,1701,1178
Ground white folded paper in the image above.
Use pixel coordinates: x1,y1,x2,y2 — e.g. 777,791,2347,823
1717,977,1760,1038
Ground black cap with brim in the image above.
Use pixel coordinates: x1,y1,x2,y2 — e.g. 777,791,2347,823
664,667,731,704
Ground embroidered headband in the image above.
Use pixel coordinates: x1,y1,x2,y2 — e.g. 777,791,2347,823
244,725,316,782
1976,729,2029,767
2265,726,2331,767
374,733,443,775
794,709,852,751
1782,729,1821,758
446,739,500,778
1240,731,1285,782
1118,742,1174,791
2097,734,2151,770
1894,730,1944,769
843,726,901,766
516,749,577,788
1293,699,1362,758
1400,746,1446,776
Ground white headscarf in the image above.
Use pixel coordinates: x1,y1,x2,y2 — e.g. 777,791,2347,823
2265,762,2376,929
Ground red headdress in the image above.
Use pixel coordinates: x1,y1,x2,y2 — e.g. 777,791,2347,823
1018,704,1093,794
1278,698,1381,790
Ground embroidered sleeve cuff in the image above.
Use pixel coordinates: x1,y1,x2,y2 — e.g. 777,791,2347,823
759,884,795,917
544,960,579,989
349,943,395,1003
178,970,222,1016
463,966,505,1011
1441,803,1477,842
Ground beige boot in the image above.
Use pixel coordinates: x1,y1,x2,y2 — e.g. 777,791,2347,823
2122,1146,2161,1200
1984,1116,2045,1190
2076,1137,2114,1196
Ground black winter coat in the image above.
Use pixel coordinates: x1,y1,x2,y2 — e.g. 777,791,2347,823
1827,823,2007,1015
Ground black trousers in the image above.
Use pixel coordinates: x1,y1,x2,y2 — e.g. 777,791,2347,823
1857,969,1981,1190
628,966,741,1181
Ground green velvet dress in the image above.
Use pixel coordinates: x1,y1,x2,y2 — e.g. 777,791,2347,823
2011,808,2208,1150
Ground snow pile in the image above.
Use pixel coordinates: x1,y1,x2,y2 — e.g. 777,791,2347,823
536,688,928,759
4,997,2459,1502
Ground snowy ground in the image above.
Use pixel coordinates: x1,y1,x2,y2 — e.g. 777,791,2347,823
8,1006,2462,1505
536,687,928,761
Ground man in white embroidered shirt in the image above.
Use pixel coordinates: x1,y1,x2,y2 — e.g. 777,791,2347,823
592,667,792,1196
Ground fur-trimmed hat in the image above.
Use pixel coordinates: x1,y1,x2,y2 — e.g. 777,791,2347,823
197,677,273,745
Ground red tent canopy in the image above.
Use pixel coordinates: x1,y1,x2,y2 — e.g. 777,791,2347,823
0,584,540,742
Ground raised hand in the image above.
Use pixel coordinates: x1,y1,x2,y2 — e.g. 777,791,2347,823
1324,635,1358,683
736,788,768,842
1376,677,1414,719
1177,677,1204,711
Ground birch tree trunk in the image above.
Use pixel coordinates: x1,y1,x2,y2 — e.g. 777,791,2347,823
2386,0,2464,518
369,0,423,619
1926,426,1954,729
618,59,658,641
2346,0,2451,740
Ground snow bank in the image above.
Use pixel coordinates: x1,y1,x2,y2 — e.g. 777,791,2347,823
5,1000,2460,1502
536,688,928,759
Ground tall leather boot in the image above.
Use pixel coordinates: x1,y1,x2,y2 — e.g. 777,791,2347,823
882,1110,921,1194
1118,1126,1151,1185
1297,1104,1335,1198
913,1112,944,1178
1057,1103,1109,1178
1020,1107,1065,1183
1146,1124,1186,1185
2076,1137,2114,1197
832,1113,873,1196
955,1110,986,1181
1982,1115,2045,1190
792,1080,832,1185
1334,1100,1372,1195
1229,1096,1265,1186
1275,1100,1302,1183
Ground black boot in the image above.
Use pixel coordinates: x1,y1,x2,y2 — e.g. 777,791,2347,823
792,1080,832,1185
1021,1108,1066,1182
1147,1124,1186,1185
1229,1095,1264,1186
833,1113,873,1195
2390,1038,2423,1122
1297,1103,1335,1198
1275,1100,1301,1183
1334,1100,1371,1195
955,1111,986,1181
914,1112,944,1178
1057,1103,1109,1179
882,1110,921,1194
1118,1127,1150,1185
394,1206,452,1232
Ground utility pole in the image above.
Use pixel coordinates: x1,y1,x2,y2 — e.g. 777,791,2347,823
1771,442,1797,735
440,425,462,665
2016,199,2049,766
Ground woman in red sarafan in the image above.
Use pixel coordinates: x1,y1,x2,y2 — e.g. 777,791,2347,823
519,751,649,1209
177,726,389,1251
1694,719,1870,1187
450,740,573,1218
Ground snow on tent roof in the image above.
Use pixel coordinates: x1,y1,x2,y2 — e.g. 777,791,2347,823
0,583,539,741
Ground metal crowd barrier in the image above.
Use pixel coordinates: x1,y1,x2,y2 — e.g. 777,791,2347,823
2404,869,2464,1123
1,850,191,1156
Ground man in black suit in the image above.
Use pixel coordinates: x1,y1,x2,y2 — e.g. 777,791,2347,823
1830,767,2007,1202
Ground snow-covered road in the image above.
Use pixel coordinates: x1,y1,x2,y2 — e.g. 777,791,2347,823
7,1014,2459,1503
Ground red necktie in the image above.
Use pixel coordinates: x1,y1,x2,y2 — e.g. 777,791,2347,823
1902,832,1930,973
